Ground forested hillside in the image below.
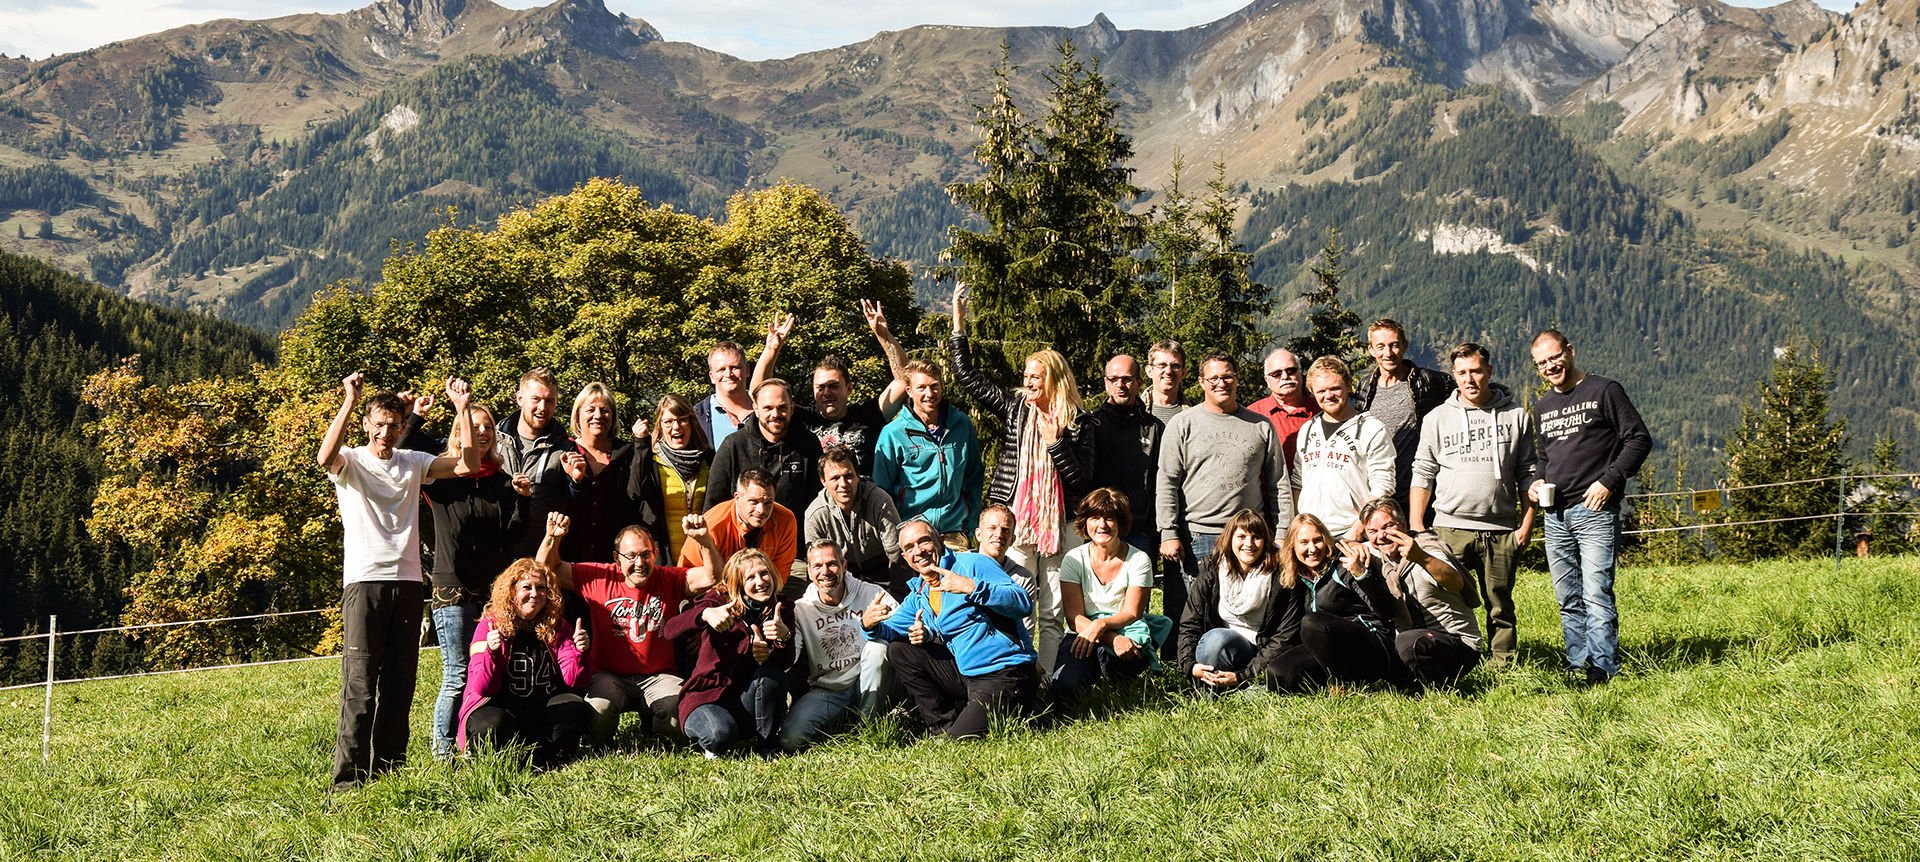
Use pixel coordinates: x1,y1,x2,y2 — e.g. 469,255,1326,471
0,250,271,680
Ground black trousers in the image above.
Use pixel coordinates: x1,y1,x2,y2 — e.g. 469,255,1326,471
887,640,1037,739
1394,628,1480,687
332,580,424,791
466,693,594,766
1265,612,1396,693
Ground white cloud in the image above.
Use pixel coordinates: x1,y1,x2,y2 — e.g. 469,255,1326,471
0,0,1865,62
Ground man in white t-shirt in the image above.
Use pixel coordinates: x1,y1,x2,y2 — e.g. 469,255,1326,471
780,539,898,751
318,372,479,791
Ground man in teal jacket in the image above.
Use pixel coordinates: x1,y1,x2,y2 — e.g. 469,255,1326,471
873,359,983,547
870,519,1036,738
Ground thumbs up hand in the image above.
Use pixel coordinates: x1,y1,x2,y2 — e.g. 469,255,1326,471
748,624,771,663
908,609,929,645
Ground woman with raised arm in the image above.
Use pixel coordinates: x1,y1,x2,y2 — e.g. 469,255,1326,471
663,548,796,758
1177,509,1303,693
615,393,713,563
1051,488,1168,702
400,390,527,761
948,283,1095,678
1264,512,1408,693
457,559,592,766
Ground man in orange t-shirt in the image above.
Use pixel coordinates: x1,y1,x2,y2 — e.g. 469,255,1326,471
680,468,797,577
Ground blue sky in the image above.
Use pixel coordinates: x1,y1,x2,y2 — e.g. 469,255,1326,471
0,0,1863,62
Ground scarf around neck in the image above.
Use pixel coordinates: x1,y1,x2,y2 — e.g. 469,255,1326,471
1012,404,1064,555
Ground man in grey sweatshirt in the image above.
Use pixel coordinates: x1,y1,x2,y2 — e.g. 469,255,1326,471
1408,342,1537,665
804,446,901,593
1157,350,1294,632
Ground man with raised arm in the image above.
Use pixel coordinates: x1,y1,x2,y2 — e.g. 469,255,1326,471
1246,348,1318,472
1356,319,1455,503
1156,351,1293,634
1527,329,1651,685
750,302,910,477
1409,342,1537,667
693,341,754,449
872,358,983,548
317,372,479,791
538,512,718,745
871,519,1038,739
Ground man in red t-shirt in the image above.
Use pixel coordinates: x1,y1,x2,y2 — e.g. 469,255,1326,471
540,512,716,744
1246,347,1318,472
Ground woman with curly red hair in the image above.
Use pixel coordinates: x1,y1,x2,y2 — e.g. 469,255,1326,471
457,559,592,765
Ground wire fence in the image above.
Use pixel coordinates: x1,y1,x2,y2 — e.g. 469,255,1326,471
5,472,1916,761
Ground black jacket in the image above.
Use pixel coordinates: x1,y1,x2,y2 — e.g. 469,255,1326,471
1356,363,1454,418
1178,567,1304,681
1301,559,1408,636
704,416,823,537
402,417,528,594
1087,401,1162,535
948,334,1095,511
494,409,573,556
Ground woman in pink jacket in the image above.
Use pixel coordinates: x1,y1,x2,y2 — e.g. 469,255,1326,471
457,559,592,766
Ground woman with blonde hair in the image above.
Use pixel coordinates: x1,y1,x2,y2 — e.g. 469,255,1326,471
557,381,639,564
400,395,527,761
664,548,796,757
1177,509,1303,692
1265,512,1406,693
457,559,592,765
949,284,1095,677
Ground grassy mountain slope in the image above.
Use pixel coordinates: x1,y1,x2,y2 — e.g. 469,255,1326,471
3,556,1915,858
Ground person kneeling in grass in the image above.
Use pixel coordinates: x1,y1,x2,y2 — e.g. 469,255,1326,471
665,548,796,758
1177,509,1302,693
457,559,593,767
780,539,899,752
873,518,1039,739
1051,488,1170,703
1264,513,1412,693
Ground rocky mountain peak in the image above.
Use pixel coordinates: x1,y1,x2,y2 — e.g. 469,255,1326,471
364,0,470,41
501,0,659,56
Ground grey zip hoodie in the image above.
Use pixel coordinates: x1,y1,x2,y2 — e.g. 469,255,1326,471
1410,385,1537,530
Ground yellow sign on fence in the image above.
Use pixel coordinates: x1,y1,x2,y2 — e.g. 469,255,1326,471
1692,490,1723,513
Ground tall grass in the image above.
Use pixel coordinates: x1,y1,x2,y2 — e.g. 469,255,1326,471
2,557,1916,861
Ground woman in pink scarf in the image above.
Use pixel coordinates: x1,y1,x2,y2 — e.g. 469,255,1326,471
948,284,1095,678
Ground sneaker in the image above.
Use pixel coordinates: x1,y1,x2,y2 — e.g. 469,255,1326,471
702,749,720,760
1585,667,1612,686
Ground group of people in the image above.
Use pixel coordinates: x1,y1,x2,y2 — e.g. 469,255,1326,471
316,287,1651,790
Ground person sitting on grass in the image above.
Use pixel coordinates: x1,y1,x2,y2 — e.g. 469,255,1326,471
780,539,899,752
1177,509,1301,693
872,518,1039,739
1264,513,1412,694
664,548,797,758
457,559,592,767
1050,488,1169,703
1359,498,1482,689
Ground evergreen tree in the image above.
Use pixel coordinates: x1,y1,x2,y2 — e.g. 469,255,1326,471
1144,157,1273,376
1858,434,1915,555
1286,228,1363,368
944,39,1147,382
1716,344,1849,560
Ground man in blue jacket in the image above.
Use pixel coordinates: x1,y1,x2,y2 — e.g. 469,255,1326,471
870,519,1037,738
873,359,983,549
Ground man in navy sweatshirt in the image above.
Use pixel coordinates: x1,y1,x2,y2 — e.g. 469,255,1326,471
1526,330,1651,685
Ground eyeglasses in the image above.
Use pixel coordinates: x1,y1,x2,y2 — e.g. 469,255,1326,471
1532,351,1566,370
615,550,651,563
1201,375,1237,385
1104,375,1137,384
1266,367,1301,378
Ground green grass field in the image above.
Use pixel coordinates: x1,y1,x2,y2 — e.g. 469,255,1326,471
2,557,1917,861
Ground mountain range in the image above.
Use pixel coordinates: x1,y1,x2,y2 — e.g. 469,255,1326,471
0,0,1915,461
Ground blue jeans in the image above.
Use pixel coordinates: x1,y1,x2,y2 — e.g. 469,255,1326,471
683,667,785,755
1544,505,1621,677
430,600,481,759
779,684,857,752
1194,627,1254,675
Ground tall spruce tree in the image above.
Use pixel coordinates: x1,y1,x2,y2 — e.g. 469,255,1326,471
1286,228,1363,368
1716,343,1849,560
944,39,1147,382
1144,157,1272,379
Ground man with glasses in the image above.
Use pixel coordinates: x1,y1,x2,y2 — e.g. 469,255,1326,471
1143,340,1191,425
1526,329,1650,685
1247,348,1318,472
1156,351,1293,631
1088,355,1168,655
